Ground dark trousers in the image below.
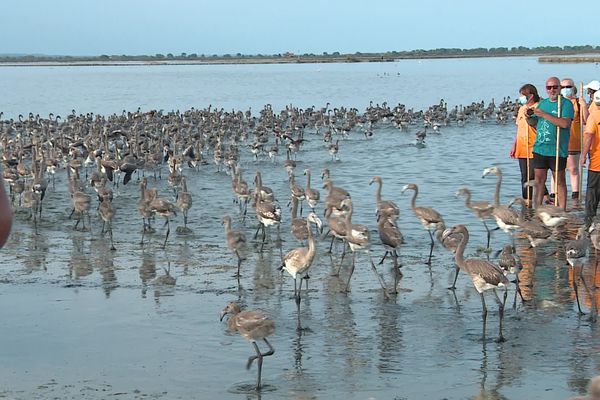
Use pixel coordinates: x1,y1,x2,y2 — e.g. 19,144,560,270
519,158,549,200
585,169,600,225
518,158,534,199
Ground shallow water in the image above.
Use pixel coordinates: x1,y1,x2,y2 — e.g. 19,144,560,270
2,58,600,399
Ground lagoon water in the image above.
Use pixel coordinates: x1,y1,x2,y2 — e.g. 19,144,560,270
2,57,600,399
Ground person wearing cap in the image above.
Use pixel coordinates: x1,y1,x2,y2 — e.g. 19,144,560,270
581,90,600,226
581,79,600,123
531,76,574,211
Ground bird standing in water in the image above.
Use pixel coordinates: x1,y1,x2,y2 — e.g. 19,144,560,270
220,302,275,390
443,224,509,342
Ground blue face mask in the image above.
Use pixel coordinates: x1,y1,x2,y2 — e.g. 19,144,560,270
561,87,573,97
518,95,527,105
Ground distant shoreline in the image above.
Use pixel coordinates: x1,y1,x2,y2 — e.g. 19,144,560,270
1,51,599,67
539,56,600,63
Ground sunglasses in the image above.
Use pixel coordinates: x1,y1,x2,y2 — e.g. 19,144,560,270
561,85,573,89
546,85,559,90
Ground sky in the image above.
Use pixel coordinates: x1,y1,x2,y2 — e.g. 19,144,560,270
2,0,598,57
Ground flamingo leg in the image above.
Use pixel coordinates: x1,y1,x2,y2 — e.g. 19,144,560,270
344,252,356,293
449,265,460,290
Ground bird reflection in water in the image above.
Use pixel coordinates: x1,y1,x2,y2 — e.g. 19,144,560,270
292,325,305,370
254,247,276,296
175,238,194,275
151,262,176,303
90,234,118,297
139,251,157,298
99,261,118,298
569,375,600,400
68,236,92,282
567,325,598,397
495,327,525,397
580,222,600,321
321,276,363,389
472,341,510,400
375,302,403,374
513,235,537,302
23,231,48,273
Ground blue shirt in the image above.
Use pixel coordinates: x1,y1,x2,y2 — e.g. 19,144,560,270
532,96,574,158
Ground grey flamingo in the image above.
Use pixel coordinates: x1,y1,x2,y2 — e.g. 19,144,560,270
369,176,399,221
443,224,509,342
220,302,275,391
401,183,444,265
222,215,246,278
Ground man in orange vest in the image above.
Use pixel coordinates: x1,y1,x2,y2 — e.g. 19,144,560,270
581,90,600,226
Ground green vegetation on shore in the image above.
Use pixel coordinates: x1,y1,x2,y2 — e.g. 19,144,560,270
1,45,599,65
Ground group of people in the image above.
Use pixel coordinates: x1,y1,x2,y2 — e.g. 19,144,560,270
511,76,600,226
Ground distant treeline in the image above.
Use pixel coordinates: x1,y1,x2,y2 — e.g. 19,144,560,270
1,45,600,64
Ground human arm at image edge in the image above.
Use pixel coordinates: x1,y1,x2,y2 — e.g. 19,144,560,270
0,178,12,248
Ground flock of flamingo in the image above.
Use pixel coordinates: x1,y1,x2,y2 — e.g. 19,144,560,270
2,98,597,390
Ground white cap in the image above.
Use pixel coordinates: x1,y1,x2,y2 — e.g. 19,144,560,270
584,80,600,91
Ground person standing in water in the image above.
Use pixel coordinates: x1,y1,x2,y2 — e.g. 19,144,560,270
581,90,600,227
510,83,547,205
551,78,582,202
531,76,574,211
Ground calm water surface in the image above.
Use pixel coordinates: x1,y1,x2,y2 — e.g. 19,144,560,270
1,57,600,399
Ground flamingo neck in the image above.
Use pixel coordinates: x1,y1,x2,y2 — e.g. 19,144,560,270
454,228,469,268
494,173,502,207
462,191,472,208
344,203,354,232
410,188,418,211
307,220,316,257
291,197,299,219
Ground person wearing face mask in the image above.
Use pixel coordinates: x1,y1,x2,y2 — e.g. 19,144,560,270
531,76,574,211
510,83,543,205
556,78,582,201
581,90,600,227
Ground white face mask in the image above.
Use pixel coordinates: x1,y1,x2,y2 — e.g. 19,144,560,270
518,95,528,105
560,87,573,97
